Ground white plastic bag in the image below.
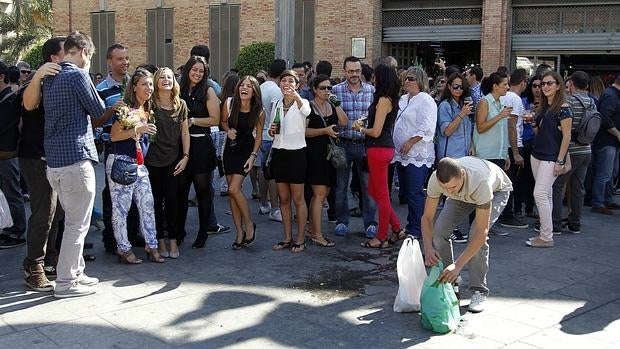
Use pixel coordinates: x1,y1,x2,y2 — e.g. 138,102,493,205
0,189,13,229
393,237,427,312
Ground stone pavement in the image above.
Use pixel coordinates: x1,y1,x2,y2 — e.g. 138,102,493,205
1,166,620,348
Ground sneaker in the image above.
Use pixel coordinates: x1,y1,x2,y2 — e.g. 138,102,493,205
450,229,468,243
499,216,528,229
269,209,283,222
54,281,96,299
565,224,581,234
0,236,26,249
365,225,377,238
77,273,99,287
43,265,57,279
468,291,486,313
488,227,509,236
534,222,562,235
24,265,54,292
207,224,231,234
525,237,554,248
334,223,348,236
259,205,271,215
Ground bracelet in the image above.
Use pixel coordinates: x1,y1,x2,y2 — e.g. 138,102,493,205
250,152,258,157
182,153,189,159
457,114,464,120
360,127,365,134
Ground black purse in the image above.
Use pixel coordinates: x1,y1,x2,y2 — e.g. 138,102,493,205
110,142,138,185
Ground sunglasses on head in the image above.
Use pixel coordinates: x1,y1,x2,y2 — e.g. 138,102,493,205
540,80,558,87
318,85,332,91
451,84,464,90
21,70,31,74
405,76,417,82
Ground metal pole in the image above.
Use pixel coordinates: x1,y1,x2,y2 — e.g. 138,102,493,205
275,0,295,68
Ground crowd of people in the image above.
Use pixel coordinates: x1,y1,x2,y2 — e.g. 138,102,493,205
0,31,619,312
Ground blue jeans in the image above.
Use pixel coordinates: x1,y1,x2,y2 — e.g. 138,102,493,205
396,162,429,238
592,145,620,208
0,158,26,235
335,141,377,227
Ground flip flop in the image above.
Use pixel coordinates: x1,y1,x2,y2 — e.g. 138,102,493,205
291,242,306,253
310,237,335,247
361,239,388,249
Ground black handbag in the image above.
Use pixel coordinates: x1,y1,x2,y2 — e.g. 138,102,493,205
313,101,347,169
110,142,138,185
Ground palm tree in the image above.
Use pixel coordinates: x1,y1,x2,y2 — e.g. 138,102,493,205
0,0,52,64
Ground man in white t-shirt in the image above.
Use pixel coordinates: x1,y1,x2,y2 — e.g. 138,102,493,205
258,59,285,221
422,157,512,313
497,68,528,229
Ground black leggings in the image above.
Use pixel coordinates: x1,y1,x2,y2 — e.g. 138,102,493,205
177,171,213,241
148,164,181,241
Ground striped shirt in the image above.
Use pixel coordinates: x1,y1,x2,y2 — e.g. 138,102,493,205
332,81,375,140
42,62,105,168
567,91,593,155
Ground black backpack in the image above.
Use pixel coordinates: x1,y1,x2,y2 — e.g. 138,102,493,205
0,87,20,159
572,95,601,145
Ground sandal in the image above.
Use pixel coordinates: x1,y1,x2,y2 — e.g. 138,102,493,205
272,241,292,250
232,241,244,250
291,242,306,253
118,250,143,264
361,239,389,249
388,228,407,245
310,237,335,247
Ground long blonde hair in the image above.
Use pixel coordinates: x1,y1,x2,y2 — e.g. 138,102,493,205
152,67,181,110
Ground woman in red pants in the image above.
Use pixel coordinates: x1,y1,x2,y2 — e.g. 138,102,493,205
353,64,404,248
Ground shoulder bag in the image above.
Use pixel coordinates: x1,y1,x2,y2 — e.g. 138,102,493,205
110,143,138,185
312,101,347,169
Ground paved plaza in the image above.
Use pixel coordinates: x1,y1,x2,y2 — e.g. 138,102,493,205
1,166,620,348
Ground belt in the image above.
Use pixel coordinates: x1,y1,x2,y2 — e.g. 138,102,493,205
190,134,208,138
340,138,364,144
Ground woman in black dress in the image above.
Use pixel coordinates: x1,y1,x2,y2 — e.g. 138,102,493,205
178,56,221,249
305,75,347,247
221,76,264,250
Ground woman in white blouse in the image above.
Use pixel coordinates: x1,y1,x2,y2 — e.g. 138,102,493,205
267,70,311,253
392,67,437,240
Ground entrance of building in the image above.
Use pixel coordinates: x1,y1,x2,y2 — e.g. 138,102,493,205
388,41,481,74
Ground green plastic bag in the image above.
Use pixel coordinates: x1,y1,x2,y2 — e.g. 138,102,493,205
420,261,461,333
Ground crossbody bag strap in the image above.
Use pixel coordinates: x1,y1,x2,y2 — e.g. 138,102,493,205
311,100,337,146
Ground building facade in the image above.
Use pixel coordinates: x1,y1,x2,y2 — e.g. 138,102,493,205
51,0,619,80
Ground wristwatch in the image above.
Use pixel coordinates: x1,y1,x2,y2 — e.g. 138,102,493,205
556,160,565,166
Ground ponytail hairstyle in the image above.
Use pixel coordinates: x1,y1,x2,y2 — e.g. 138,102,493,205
480,71,508,95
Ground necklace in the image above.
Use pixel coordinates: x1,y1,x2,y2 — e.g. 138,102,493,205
283,99,295,109
313,100,330,117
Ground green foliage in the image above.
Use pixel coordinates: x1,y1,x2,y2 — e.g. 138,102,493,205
234,42,275,77
21,41,44,69
0,0,52,63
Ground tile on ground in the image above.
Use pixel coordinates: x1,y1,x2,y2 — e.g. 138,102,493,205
37,316,121,347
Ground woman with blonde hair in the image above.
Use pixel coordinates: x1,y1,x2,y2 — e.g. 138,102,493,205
108,68,165,264
145,67,190,259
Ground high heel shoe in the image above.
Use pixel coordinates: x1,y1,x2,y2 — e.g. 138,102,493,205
157,239,169,258
192,231,209,249
169,239,180,258
118,250,143,264
145,247,165,263
243,223,257,246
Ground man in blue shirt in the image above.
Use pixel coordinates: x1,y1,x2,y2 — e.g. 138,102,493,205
95,43,142,253
331,56,377,237
42,31,105,298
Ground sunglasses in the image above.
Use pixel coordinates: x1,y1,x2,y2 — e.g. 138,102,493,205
451,84,464,90
21,70,31,74
540,81,558,87
405,76,417,82
438,79,446,84
532,83,541,88
318,85,332,91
